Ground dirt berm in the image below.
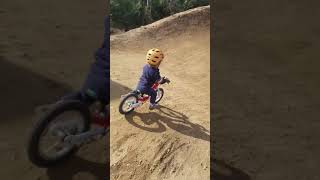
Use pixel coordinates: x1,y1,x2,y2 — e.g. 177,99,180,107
214,0,320,179
110,6,210,180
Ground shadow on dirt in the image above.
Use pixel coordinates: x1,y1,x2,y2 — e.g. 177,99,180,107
124,105,210,142
46,136,109,179
46,155,107,180
0,57,72,121
110,80,132,101
212,159,251,180
0,58,109,179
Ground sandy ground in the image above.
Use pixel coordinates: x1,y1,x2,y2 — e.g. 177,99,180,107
213,0,320,179
110,6,210,180
0,0,107,179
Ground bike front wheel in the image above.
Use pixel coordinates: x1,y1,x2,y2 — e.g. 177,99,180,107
119,93,138,115
27,100,91,167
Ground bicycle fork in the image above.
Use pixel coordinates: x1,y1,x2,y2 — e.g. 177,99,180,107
63,127,107,146
130,101,143,108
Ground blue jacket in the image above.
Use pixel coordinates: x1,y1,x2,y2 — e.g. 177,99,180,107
92,16,109,77
137,64,161,91
82,16,109,103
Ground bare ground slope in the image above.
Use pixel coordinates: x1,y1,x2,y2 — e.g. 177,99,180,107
0,0,107,179
214,1,320,179
110,6,210,180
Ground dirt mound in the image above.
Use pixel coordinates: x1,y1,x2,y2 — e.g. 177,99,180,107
111,28,125,35
111,5,210,50
110,6,210,180
214,0,320,179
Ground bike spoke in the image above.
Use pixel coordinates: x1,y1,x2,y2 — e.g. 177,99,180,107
122,97,137,112
37,110,85,160
43,141,63,154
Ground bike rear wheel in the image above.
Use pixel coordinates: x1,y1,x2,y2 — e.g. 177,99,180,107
27,100,90,167
119,93,138,115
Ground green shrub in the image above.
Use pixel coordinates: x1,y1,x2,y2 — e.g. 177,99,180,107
110,0,209,30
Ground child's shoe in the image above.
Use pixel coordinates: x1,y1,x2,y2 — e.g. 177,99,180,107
149,103,159,110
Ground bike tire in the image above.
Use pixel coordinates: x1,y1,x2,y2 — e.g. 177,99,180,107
27,100,91,168
155,88,164,103
119,93,138,115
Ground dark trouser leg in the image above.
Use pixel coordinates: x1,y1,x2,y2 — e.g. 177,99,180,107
82,67,109,105
147,88,157,104
81,71,101,104
138,86,157,104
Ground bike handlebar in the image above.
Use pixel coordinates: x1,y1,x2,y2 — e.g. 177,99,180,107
159,77,170,84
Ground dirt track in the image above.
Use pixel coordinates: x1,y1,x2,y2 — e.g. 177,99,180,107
0,0,107,179
214,1,320,179
110,6,210,180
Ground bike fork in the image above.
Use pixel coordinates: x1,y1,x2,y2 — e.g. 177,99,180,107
130,102,143,108
64,127,106,146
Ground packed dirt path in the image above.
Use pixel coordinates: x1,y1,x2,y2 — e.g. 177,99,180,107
214,0,320,179
110,6,210,180
0,0,107,179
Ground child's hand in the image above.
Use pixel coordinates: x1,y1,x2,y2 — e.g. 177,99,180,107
165,78,170,84
160,77,170,84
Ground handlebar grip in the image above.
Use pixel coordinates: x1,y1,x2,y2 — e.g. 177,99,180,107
160,77,170,84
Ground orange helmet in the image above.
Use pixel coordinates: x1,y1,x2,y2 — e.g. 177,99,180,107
146,48,164,66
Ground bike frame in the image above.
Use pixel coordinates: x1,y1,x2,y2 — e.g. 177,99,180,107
91,109,109,128
61,92,109,129
65,108,109,146
137,82,160,103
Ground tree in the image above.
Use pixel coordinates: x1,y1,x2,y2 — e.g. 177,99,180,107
110,0,209,30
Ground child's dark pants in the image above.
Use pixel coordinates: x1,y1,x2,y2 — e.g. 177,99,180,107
63,17,109,106
139,86,157,104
